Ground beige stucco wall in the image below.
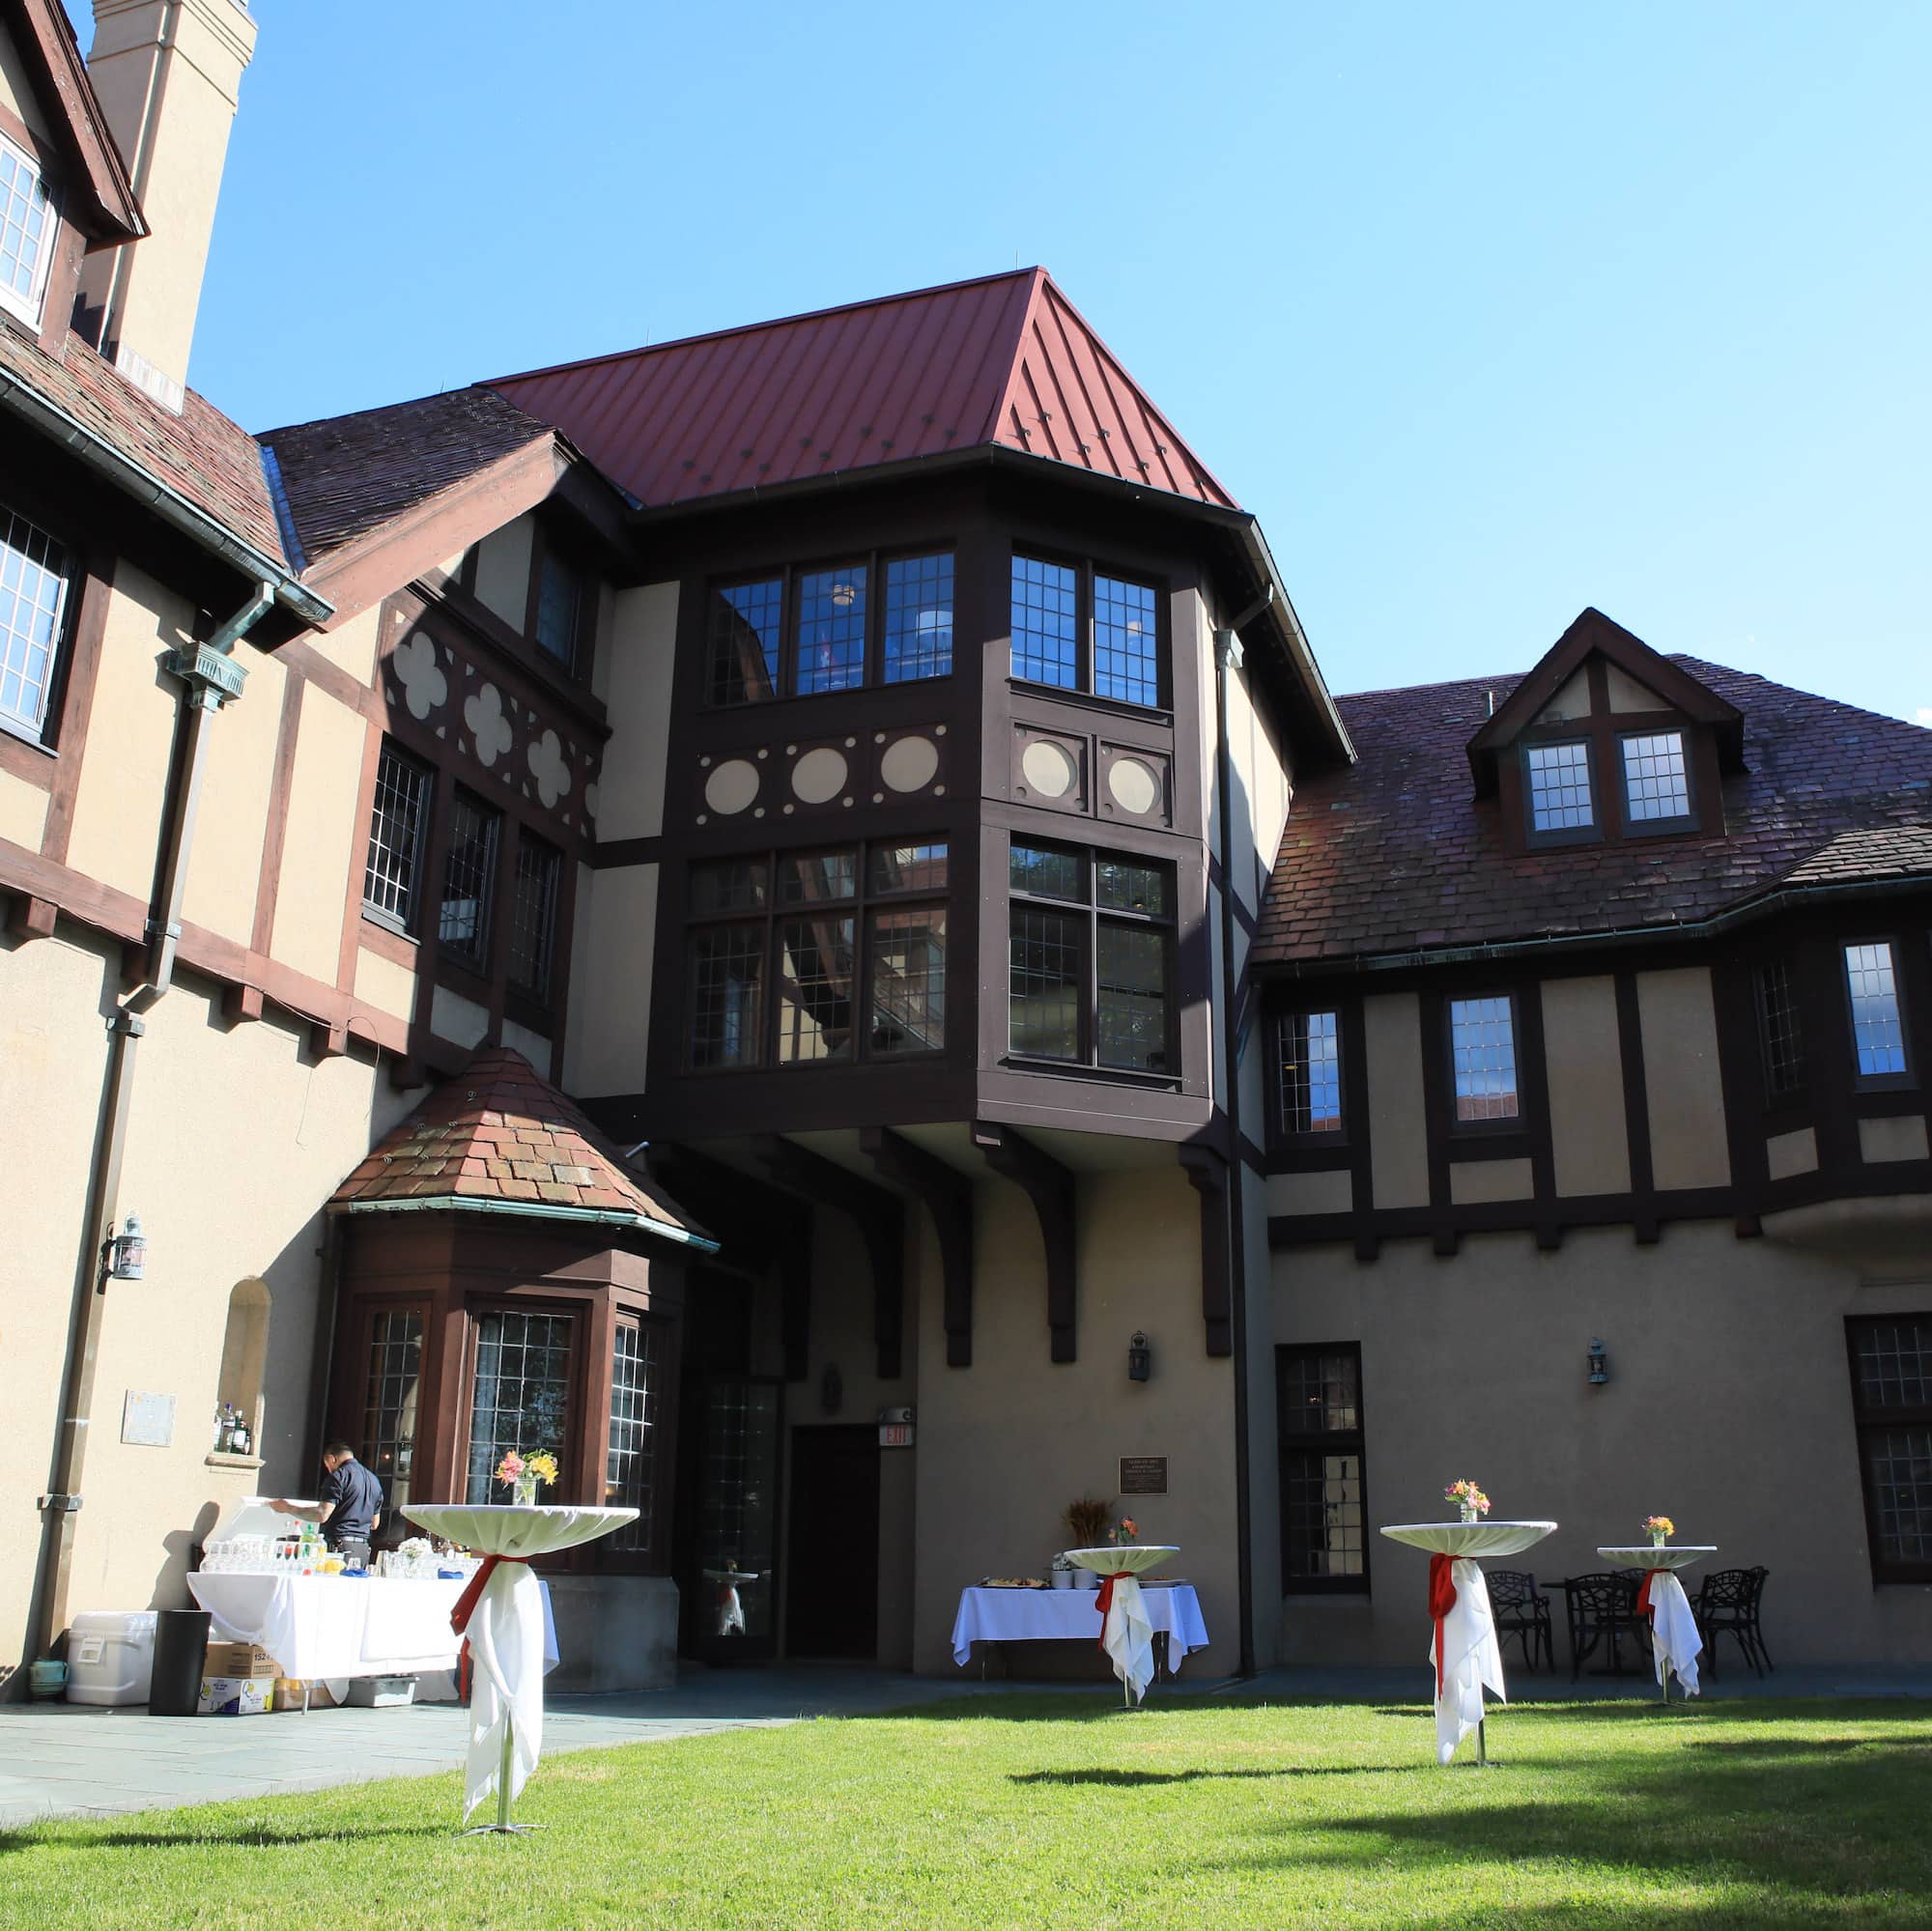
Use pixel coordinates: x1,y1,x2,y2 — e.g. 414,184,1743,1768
354,946,416,1023
1768,1126,1820,1179
598,582,678,841
0,764,48,851
179,641,283,946
270,685,366,983
1605,663,1664,712
565,862,656,1096
1365,992,1429,1208
1861,1115,1930,1164
1449,1157,1534,1205
63,562,190,900
1267,1169,1352,1216
1268,1222,1932,1666
1542,976,1631,1196
1636,968,1731,1190
912,1164,1238,1678
310,603,384,688
472,514,534,631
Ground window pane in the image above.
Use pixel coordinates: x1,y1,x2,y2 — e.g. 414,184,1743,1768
708,579,782,705
867,839,948,896
794,565,867,696
535,551,581,667
1280,1349,1360,1433
1009,906,1081,1060
883,553,952,682
869,906,946,1055
776,849,857,905
1282,1449,1365,1577
1096,858,1168,918
439,789,499,965
1094,574,1158,706
465,1311,574,1503
1845,943,1907,1076
1853,1319,1932,1410
1010,555,1076,689
1525,740,1594,832
0,141,49,307
1009,840,1085,901
1096,923,1167,1071
776,915,855,1064
1281,1011,1343,1133
360,1309,423,1516
690,927,765,1068
0,505,66,737
1450,996,1519,1122
1756,959,1804,1100
689,858,768,916
1622,731,1690,822
606,1320,660,1553
1861,1426,1932,1567
363,740,430,926
507,832,561,1000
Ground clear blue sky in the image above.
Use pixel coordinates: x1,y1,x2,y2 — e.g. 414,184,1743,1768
174,1,1928,724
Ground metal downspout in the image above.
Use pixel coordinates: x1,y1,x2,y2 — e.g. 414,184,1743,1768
27,581,273,1676
1215,585,1271,1681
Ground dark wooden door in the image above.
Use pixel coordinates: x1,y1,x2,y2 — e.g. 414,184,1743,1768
784,1425,880,1659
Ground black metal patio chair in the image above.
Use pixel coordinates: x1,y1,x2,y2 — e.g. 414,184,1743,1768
1560,1571,1642,1680
1693,1566,1773,1679
1489,1569,1554,1672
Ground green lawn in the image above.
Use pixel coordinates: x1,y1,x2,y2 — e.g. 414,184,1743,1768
8,1695,1932,1929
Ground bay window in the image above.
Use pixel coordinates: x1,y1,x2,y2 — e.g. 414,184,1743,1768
1010,554,1163,707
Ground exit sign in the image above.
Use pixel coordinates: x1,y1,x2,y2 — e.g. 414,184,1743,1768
878,1423,916,1449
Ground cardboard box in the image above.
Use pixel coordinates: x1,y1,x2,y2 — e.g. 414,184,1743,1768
204,1641,279,1677
271,1679,337,1712
198,1674,274,1716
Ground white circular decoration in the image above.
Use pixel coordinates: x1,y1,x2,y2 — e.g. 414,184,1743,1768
880,735,940,793
791,747,848,804
1021,739,1077,800
1108,756,1160,816
703,758,760,815
464,683,514,768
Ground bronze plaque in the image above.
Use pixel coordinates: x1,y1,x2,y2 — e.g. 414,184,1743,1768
1119,1456,1168,1495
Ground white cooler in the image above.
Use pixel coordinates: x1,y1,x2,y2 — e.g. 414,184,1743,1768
67,1610,157,1705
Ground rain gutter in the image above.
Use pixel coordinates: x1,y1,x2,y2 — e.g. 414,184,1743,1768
333,1194,720,1250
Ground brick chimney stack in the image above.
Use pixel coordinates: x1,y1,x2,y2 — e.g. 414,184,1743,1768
75,0,257,413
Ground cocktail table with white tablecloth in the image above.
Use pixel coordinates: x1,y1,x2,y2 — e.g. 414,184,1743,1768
951,1582,1210,1685
1597,1545,1715,1698
1378,1520,1557,1765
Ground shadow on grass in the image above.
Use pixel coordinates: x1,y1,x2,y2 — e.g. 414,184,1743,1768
1012,1764,1413,1787
0,1822,450,1856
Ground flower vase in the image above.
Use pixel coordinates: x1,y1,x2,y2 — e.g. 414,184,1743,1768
1459,1504,1480,1524
514,1474,539,1506
1650,1531,1666,1548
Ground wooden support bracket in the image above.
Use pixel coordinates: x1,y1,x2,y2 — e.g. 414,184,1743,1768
973,1121,1076,1364
862,1125,974,1368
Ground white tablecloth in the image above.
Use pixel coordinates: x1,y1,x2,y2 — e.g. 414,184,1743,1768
950,1584,1210,1672
187,1573,471,1677
1062,1546,1180,1704
1598,1546,1715,1695
408,1504,635,1824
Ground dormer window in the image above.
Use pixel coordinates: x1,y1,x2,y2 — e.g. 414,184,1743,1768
1620,730,1692,829
1523,740,1595,840
0,130,53,327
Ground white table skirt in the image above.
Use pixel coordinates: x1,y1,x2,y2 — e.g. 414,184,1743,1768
185,1573,558,1680
951,1585,1210,1669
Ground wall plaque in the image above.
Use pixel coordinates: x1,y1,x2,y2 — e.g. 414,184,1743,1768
122,1390,176,1448
1119,1456,1168,1495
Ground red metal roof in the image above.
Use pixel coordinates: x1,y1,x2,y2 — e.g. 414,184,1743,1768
482,268,1237,513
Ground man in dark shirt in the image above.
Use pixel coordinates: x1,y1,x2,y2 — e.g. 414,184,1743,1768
270,1442,383,1563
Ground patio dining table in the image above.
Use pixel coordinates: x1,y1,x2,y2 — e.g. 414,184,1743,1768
1597,1545,1716,1698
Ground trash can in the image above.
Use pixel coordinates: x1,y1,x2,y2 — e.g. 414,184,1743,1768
148,1607,211,1716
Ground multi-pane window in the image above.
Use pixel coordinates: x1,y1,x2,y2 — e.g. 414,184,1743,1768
1524,740,1594,835
1755,958,1804,1102
606,1319,660,1553
1621,729,1691,824
1844,942,1908,1079
363,739,433,929
1847,1317,1932,1582
883,553,953,681
1009,554,1162,707
1277,1344,1368,1592
687,840,948,1068
534,549,583,668
0,506,68,739
465,1310,574,1503
359,1309,424,1515
1008,840,1175,1073
706,554,952,705
507,831,561,1001
1449,995,1519,1122
0,132,51,323
438,789,500,967
1280,1011,1344,1135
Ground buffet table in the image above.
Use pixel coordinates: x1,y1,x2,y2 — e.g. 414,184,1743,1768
952,1576,1208,1702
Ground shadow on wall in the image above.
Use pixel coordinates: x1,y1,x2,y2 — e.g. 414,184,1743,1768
148,1501,219,1611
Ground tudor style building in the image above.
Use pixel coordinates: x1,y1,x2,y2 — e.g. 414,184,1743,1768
5,0,1927,1698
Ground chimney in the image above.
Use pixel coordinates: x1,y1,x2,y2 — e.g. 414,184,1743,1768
75,0,257,413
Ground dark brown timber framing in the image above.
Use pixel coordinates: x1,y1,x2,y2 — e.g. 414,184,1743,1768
861,1126,974,1368
1178,1145,1233,1355
754,1137,905,1379
973,1121,1076,1362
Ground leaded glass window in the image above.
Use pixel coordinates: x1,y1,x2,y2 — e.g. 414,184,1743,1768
535,549,583,668
363,739,432,929
1844,942,1907,1078
0,506,67,739
0,133,51,321
1010,555,1077,689
1449,995,1519,1122
707,579,782,706
1848,1317,1932,1582
1281,1011,1344,1135
883,553,952,682
439,789,499,966
360,1308,424,1514
606,1320,660,1553
1621,730,1691,823
466,1311,574,1503
690,924,765,1069
507,831,561,1000
1755,958,1804,1101
794,565,867,696
1094,574,1158,706
1277,1345,1368,1590
868,905,947,1055
1524,739,1594,834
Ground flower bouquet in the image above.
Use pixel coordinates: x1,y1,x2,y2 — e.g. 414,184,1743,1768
1643,1515,1675,1548
1445,1480,1491,1525
497,1449,560,1506
1112,1516,1140,1546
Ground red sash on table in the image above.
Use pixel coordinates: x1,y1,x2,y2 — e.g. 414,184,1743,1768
1636,1570,1660,1618
1427,1554,1458,1696
1093,1572,1132,1654
450,1552,530,1701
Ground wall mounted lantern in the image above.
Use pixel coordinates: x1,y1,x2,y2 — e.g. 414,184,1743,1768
1587,1337,1608,1386
100,1213,147,1289
1127,1330,1151,1383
